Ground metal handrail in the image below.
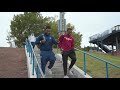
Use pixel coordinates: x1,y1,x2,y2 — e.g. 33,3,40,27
25,39,45,78
75,48,120,78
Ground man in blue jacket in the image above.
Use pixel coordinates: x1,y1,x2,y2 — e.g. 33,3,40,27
35,25,58,75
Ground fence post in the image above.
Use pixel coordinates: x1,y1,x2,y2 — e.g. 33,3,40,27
84,53,86,75
106,62,109,78
32,55,34,75
30,47,32,64
36,65,39,78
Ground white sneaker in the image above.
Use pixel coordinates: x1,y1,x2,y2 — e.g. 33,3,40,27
48,69,52,75
64,75,69,78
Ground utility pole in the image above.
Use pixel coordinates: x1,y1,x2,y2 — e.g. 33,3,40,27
58,12,66,36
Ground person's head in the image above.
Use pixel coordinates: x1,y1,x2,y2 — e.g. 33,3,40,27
66,28,72,36
44,25,51,35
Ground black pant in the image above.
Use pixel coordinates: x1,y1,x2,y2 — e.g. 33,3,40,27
62,50,76,76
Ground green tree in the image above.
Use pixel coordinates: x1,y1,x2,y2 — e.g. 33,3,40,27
49,16,59,39
49,20,83,49
67,23,75,30
6,31,12,47
8,12,82,48
9,12,50,47
72,32,82,49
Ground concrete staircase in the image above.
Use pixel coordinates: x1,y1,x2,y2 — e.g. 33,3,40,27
33,46,77,78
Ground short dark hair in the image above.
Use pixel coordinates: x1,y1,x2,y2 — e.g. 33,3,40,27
67,28,72,31
45,25,51,29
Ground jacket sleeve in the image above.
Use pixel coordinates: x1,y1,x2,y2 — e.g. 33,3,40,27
35,35,42,45
52,36,58,45
58,35,63,49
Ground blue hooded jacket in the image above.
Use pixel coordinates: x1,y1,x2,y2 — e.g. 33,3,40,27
35,33,58,51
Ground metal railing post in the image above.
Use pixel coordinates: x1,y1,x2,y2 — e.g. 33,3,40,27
26,40,29,52
106,62,109,78
84,53,86,75
32,54,34,75
30,47,32,64
26,39,45,78
29,44,30,57
36,65,39,78
75,48,120,78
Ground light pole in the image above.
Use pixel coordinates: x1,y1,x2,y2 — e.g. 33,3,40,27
58,12,66,36
57,12,66,53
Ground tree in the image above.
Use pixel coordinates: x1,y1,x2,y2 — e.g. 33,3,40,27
9,12,50,47
83,46,90,51
67,23,75,30
72,32,82,49
47,19,83,48
8,12,82,48
6,31,12,47
48,16,59,39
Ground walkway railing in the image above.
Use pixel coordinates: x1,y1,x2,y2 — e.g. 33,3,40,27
89,25,120,41
25,39,45,78
75,48,120,78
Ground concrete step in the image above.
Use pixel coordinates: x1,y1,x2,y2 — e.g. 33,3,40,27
33,46,79,78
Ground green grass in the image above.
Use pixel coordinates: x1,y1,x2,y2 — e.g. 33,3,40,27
53,48,120,78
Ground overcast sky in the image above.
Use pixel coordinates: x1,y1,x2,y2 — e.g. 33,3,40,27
0,12,120,48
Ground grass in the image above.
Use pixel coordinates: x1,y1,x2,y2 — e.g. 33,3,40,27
53,48,120,78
